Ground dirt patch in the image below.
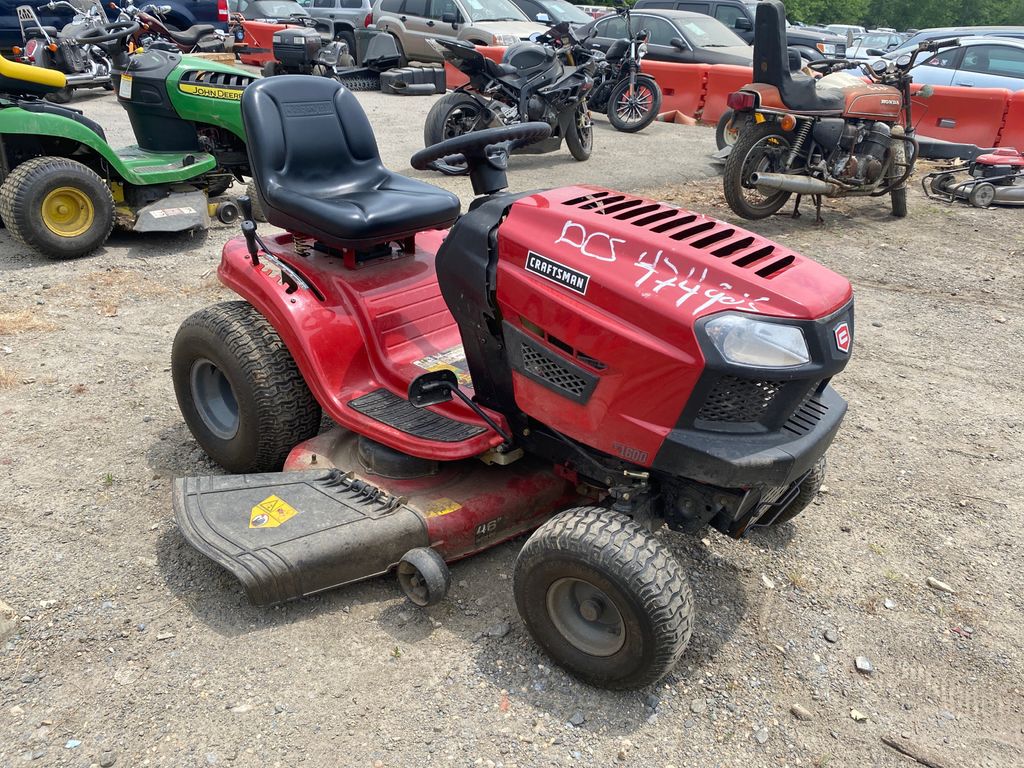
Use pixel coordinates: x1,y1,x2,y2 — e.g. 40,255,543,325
1,150,1022,768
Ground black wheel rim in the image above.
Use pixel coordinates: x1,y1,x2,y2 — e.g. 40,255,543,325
190,358,239,440
545,577,625,656
443,104,485,140
397,561,429,605
614,83,654,126
738,133,792,213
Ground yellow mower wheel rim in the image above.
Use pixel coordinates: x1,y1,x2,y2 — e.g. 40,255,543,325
41,186,95,238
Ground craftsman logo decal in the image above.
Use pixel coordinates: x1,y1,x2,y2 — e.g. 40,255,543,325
525,251,589,295
834,322,851,354
178,82,243,101
249,495,299,528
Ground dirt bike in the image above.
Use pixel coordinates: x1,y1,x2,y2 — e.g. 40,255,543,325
423,25,599,161
15,0,113,103
112,2,227,53
722,0,958,221
584,2,661,133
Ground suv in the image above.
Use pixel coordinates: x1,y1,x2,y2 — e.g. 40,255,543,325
631,0,846,60
1,0,227,48
298,0,369,52
371,0,547,63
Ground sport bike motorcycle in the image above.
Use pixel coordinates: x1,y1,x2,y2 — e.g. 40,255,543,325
585,2,661,133
722,0,957,220
15,0,113,102
423,27,598,161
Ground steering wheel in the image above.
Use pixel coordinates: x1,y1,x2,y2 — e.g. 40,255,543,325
75,19,140,44
410,123,552,177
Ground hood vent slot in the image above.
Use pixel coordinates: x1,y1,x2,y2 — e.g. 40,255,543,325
560,190,798,279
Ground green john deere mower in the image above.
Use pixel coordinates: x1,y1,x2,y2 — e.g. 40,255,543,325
0,20,256,259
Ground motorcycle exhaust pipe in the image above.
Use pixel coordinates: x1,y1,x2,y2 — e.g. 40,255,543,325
750,172,840,196
62,72,106,86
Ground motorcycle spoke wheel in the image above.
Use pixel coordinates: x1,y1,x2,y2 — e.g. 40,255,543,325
614,84,653,125
723,123,794,220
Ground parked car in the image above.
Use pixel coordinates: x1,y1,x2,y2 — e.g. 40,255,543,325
1,0,227,48
881,26,1024,63
631,0,846,60
371,0,547,63
297,0,370,51
579,8,752,66
824,23,864,38
574,3,607,19
510,0,590,27
845,30,901,60
909,37,1024,91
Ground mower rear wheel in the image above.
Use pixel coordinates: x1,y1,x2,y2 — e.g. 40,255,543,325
0,156,114,259
172,301,322,474
769,455,826,527
514,507,693,690
245,181,268,223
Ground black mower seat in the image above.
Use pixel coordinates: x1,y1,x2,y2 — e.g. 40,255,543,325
28,25,60,36
18,101,106,140
754,0,845,113
165,23,217,46
241,76,460,250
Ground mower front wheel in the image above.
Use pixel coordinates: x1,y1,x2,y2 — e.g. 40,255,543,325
514,507,693,690
0,156,115,259
172,301,322,474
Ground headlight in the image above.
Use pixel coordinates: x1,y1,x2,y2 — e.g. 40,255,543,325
493,33,518,46
638,42,648,56
705,314,809,368
816,42,836,55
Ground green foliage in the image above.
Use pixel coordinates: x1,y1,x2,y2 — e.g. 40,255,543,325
785,0,1024,29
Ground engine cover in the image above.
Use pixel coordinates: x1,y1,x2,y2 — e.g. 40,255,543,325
493,186,853,467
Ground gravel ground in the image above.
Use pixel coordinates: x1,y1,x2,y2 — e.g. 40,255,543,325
1,84,1022,768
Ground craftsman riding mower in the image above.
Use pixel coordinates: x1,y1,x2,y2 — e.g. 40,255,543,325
170,75,854,689
0,19,254,259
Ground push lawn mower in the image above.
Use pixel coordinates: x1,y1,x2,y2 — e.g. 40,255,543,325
0,21,255,259
171,75,854,690
923,147,1024,208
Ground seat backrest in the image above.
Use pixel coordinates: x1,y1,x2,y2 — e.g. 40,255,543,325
241,75,386,206
753,0,790,87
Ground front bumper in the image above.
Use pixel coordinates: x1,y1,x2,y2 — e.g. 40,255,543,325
653,383,847,489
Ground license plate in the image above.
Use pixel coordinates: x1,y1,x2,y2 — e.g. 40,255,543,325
118,74,132,99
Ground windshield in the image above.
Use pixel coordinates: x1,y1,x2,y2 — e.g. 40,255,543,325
253,1,307,15
856,33,893,49
535,0,591,24
461,0,529,22
679,16,745,47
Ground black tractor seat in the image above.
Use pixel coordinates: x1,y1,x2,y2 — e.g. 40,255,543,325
755,0,845,113
28,24,60,36
16,100,106,140
164,23,217,46
241,76,461,251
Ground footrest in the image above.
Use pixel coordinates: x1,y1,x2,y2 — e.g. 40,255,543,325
348,388,486,442
173,469,428,605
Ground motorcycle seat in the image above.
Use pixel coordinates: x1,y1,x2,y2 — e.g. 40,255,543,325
26,24,60,36
485,59,519,79
754,0,845,113
164,24,217,46
242,76,460,250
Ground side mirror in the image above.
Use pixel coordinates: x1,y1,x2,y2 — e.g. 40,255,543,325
866,47,884,56
670,36,686,50
734,17,752,31
441,10,457,24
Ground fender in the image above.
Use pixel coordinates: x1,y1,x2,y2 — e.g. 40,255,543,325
0,106,216,184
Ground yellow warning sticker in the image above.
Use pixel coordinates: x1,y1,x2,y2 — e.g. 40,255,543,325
249,495,299,528
413,346,473,388
423,498,462,518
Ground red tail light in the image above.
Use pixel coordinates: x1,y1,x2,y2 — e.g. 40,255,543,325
218,0,229,22
727,91,756,111
364,12,373,27
25,39,38,61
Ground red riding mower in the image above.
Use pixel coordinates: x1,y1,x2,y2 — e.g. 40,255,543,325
171,75,854,689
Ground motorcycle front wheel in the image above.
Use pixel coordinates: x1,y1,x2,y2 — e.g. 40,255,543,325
423,92,491,147
44,86,74,104
723,121,793,220
566,105,593,161
607,75,661,133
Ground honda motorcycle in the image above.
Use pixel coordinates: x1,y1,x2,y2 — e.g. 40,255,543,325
422,27,598,161
15,0,113,102
723,0,958,220
585,3,661,133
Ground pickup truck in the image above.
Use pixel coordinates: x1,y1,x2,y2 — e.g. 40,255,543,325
632,0,847,60
1,0,227,49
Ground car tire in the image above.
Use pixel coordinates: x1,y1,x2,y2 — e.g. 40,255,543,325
337,29,357,62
